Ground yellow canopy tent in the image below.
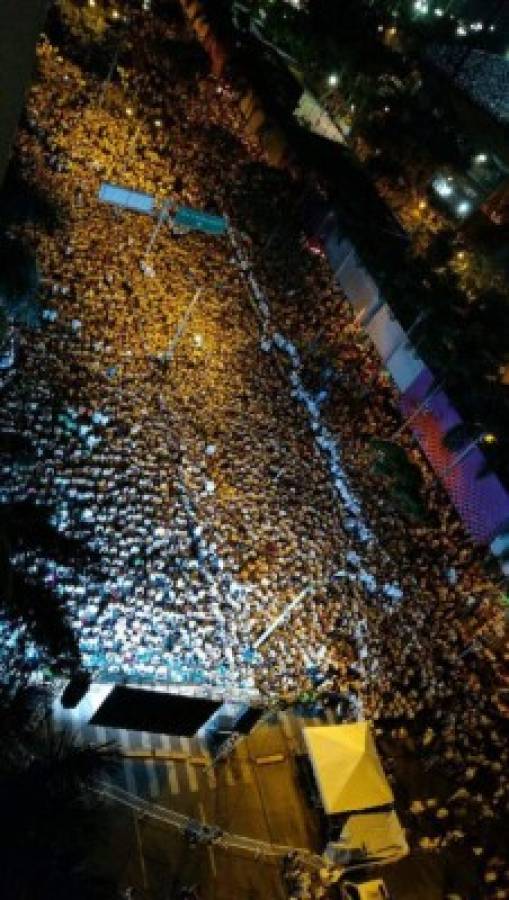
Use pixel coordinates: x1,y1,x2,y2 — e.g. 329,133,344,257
303,722,394,815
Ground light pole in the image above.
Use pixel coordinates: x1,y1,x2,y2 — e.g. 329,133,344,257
127,116,162,164
392,379,444,440
140,199,172,275
98,12,129,108
163,288,204,364
441,431,496,478
318,72,339,107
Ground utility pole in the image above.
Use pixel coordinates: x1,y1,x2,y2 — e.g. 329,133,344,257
163,287,203,364
141,199,172,274
392,380,443,440
441,430,489,478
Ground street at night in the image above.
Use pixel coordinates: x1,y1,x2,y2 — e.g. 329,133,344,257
0,2,508,899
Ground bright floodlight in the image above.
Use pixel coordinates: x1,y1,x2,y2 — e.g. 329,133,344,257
327,73,339,88
474,152,488,164
457,200,471,217
433,176,453,198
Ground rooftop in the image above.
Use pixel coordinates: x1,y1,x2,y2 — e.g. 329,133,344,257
427,44,509,126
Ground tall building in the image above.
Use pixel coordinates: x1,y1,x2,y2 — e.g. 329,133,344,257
0,0,47,186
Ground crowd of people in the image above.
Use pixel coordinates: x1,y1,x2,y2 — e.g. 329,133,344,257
1,1,508,897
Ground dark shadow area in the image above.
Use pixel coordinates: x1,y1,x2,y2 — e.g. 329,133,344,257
0,153,64,233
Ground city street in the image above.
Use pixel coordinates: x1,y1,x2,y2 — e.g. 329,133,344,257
1,2,508,898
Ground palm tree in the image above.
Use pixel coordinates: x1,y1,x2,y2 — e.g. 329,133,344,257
0,500,102,675
0,678,119,900
0,496,116,899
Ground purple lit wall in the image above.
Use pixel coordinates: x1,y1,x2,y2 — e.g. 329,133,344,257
400,366,509,544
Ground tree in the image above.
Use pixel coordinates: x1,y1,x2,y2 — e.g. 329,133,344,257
370,438,428,521
0,235,40,327
0,678,118,900
0,499,103,675
0,471,117,899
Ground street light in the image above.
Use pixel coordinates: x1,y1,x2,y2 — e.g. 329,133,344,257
320,73,339,108
456,200,471,217
442,431,496,477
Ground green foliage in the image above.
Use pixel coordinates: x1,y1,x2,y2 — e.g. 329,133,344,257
370,438,427,521
56,0,110,40
0,235,40,327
